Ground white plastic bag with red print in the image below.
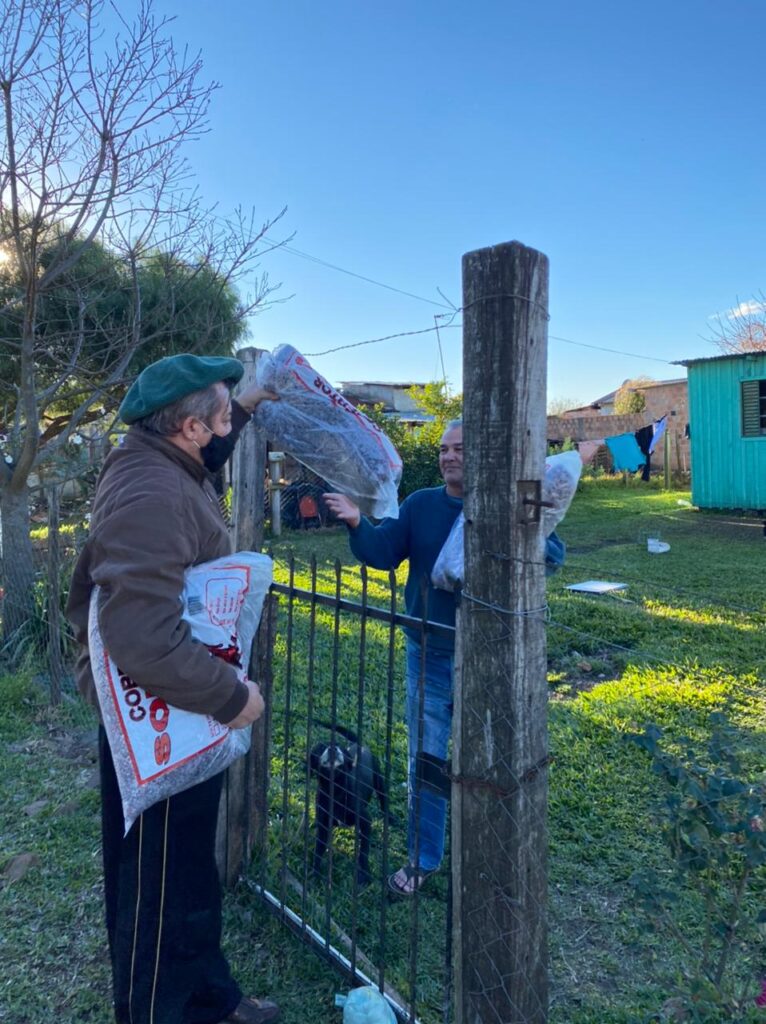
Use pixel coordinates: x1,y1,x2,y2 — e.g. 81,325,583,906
89,551,273,834
253,344,402,519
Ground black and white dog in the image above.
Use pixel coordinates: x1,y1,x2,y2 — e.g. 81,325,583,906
309,722,387,887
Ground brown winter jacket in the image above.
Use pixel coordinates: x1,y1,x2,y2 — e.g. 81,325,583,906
66,427,249,725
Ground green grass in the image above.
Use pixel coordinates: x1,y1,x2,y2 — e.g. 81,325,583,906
2,479,765,1023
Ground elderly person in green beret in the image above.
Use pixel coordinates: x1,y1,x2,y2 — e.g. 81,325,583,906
67,354,280,1024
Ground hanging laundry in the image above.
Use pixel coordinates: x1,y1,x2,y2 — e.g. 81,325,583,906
577,439,603,465
649,414,667,454
634,424,654,482
605,432,645,473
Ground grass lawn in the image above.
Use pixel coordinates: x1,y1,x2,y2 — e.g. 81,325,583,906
1,477,764,1023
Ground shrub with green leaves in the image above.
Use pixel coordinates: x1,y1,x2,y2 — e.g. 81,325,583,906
627,712,766,1021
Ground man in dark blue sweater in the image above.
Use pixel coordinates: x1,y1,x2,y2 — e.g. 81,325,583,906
324,421,564,896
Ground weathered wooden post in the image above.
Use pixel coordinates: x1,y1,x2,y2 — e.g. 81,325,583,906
216,346,271,885
664,427,671,489
268,451,284,536
453,241,549,1024
46,485,63,706
232,347,268,553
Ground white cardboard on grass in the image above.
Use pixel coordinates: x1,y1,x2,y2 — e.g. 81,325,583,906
566,580,628,594
89,551,273,833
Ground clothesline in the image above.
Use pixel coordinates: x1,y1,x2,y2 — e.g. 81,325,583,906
576,414,668,481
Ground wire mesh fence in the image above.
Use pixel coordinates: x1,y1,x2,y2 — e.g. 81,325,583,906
252,558,453,1024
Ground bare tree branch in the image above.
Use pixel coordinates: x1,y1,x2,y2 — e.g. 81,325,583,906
709,294,766,354
0,0,286,638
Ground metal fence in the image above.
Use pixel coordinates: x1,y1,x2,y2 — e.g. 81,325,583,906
250,557,454,1024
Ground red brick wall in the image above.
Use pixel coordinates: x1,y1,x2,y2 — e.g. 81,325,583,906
547,413,646,441
549,380,690,475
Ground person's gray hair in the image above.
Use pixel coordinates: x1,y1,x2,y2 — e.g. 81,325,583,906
136,383,227,437
444,418,463,432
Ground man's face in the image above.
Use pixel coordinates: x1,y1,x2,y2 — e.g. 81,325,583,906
439,425,463,493
204,382,233,441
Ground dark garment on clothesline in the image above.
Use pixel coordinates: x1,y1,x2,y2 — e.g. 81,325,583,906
634,424,654,482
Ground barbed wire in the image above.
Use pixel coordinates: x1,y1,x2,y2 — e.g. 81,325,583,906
461,591,549,619
303,320,459,357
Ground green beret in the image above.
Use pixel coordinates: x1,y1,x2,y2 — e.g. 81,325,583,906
119,354,244,424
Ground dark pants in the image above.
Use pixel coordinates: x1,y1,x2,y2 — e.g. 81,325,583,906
99,729,241,1024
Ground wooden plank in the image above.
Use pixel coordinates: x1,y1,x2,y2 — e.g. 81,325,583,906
453,240,549,1024
216,346,270,885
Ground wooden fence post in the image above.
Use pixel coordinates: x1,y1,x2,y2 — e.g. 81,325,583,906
216,346,271,886
664,428,671,489
46,485,63,706
453,240,550,1024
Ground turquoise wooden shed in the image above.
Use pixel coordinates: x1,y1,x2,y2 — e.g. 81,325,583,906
679,352,766,510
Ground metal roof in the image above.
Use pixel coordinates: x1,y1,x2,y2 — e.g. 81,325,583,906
675,352,766,367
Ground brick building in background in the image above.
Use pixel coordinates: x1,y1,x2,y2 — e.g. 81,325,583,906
553,376,691,476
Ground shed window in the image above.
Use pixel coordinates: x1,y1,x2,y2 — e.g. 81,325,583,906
741,379,766,436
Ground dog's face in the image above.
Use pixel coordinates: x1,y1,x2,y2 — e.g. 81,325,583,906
309,741,350,778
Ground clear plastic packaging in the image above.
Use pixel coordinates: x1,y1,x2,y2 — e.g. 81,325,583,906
430,452,582,592
542,450,582,534
431,512,464,592
89,551,273,833
254,344,402,519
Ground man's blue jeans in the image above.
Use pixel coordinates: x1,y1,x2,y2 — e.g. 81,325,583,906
405,638,454,873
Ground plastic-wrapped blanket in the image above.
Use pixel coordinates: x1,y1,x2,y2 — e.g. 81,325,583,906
430,512,464,593
89,551,273,834
542,450,582,534
253,344,402,519
431,451,581,592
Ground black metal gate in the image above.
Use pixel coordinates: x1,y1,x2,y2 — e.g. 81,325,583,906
250,557,453,1024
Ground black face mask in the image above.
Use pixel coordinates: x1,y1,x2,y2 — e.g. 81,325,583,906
201,432,235,475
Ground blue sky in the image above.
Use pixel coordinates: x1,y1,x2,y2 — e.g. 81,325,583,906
151,0,766,407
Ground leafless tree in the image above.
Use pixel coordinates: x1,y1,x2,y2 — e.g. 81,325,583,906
709,297,766,355
0,0,283,650
546,395,584,417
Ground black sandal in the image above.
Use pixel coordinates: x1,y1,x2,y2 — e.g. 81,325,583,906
387,863,435,898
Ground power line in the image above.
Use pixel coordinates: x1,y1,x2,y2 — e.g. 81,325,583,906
261,235,677,368
305,319,676,368
263,236,454,311
549,334,674,365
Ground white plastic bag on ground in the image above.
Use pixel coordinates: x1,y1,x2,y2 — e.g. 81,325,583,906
431,512,464,592
253,344,402,519
543,450,582,535
335,986,396,1024
89,551,273,833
